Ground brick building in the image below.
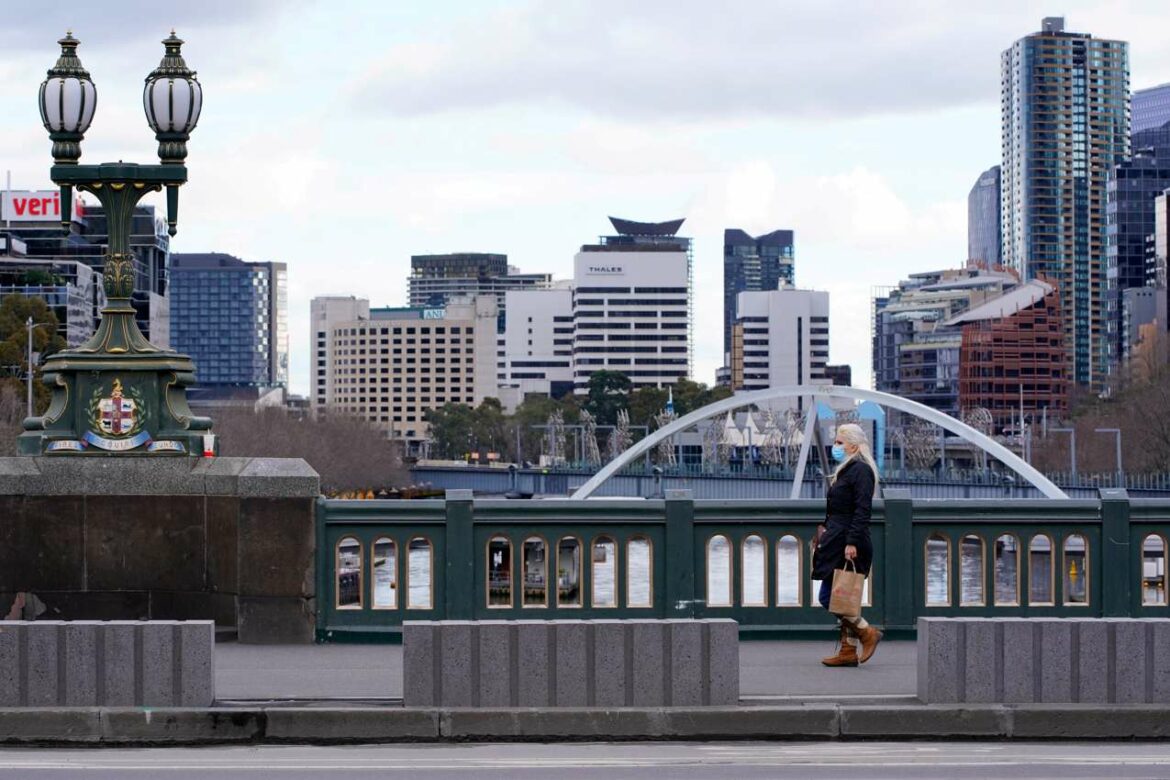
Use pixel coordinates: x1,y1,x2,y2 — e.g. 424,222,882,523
950,279,1069,429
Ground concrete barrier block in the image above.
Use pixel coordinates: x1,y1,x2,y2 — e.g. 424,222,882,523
668,620,702,707
630,620,665,707
1074,620,1108,703
917,618,960,703
177,622,214,707
1153,622,1170,702
101,623,137,707
1113,620,1148,704
402,618,739,710
141,622,177,707
402,622,435,707
592,621,627,707
0,624,20,707
554,621,588,707
25,623,58,707
63,622,98,706
1001,619,1036,703
1039,621,1072,702
516,621,550,708
439,621,473,707
476,622,511,708
963,620,997,703
706,619,739,706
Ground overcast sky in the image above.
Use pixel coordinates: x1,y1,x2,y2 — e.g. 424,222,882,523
2,1,1169,396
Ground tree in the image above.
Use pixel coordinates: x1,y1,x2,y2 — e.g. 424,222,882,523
211,406,405,494
584,370,631,426
0,295,66,416
509,395,562,464
0,382,22,456
424,403,477,459
628,386,667,428
470,398,507,460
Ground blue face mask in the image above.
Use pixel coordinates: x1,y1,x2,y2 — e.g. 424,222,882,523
831,444,847,463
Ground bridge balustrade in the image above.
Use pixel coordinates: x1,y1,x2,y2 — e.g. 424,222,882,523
316,489,1170,642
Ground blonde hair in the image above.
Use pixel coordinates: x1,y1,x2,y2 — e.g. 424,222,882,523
831,422,880,492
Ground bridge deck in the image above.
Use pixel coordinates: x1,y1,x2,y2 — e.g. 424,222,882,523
214,640,917,702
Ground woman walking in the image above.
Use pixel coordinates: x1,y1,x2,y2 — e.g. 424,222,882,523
812,423,882,667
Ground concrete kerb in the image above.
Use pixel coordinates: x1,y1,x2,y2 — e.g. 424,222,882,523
2,704,1170,744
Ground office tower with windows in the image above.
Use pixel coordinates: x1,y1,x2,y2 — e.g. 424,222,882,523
572,218,692,391
1105,122,1170,375
722,228,795,358
967,166,1002,266
310,294,498,455
1133,82,1170,134
872,266,1020,417
407,253,551,332
729,286,829,409
170,253,288,391
1001,16,1130,388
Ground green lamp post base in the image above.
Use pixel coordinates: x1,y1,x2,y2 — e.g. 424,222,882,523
18,163,215,457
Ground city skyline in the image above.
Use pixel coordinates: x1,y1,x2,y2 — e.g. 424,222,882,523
2,3,1170,396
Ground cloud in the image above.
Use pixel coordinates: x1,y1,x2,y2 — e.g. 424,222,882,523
351,0,1008,121
351,0,1170,122
0,1,295,50
681,161,967,385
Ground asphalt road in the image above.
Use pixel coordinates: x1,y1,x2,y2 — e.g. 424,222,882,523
1,742,1169,779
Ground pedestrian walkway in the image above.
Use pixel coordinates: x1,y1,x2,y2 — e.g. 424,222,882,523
214,640,916,702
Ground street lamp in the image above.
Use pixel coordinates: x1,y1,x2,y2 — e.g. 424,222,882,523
1094,428,1123,485
19,31,214,456
1049,427,1077,480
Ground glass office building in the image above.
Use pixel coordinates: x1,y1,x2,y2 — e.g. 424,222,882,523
170,253,288,388
1001,17,1130,389
1105,122,1170,374
0,198,169,346
967,166,1001,266
1133,83,1170,134
722,228,795,358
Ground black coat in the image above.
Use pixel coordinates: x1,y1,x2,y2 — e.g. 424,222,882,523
811,459,875,579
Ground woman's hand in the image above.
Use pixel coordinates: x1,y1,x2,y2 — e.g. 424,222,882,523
844,544,857,561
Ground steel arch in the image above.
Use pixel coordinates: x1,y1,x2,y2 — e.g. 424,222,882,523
569,384,1068,500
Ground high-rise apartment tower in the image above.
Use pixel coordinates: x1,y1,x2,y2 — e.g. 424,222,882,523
1000,17,1130,388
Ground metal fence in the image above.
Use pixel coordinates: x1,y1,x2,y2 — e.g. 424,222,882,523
409,465,1170,500
317,489,1170,642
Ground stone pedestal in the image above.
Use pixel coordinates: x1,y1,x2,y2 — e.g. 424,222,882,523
0,457,319,644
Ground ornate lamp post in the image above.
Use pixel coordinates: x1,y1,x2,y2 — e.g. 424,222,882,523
19,32,214,456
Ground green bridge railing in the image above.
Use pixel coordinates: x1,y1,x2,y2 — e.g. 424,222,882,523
315,488,1170,642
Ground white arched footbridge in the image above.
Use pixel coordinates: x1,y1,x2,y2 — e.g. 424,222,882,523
569,384,1068,500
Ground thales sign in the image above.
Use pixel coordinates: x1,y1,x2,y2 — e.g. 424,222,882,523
586,265,624,275
1,190,86,223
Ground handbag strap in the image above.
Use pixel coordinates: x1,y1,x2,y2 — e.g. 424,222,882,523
843,559,856,573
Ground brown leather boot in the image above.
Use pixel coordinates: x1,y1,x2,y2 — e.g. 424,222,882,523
821,626,859,667
854,624,883,663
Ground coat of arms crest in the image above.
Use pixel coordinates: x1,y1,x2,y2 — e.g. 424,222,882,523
84,377,149,451
97,378,137,436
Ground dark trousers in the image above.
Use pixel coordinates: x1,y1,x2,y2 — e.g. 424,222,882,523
818,578,832,610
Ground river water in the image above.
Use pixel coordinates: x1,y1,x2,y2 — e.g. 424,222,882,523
356,532,1170,611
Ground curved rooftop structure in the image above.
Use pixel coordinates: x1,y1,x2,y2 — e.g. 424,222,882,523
608,217,685,237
